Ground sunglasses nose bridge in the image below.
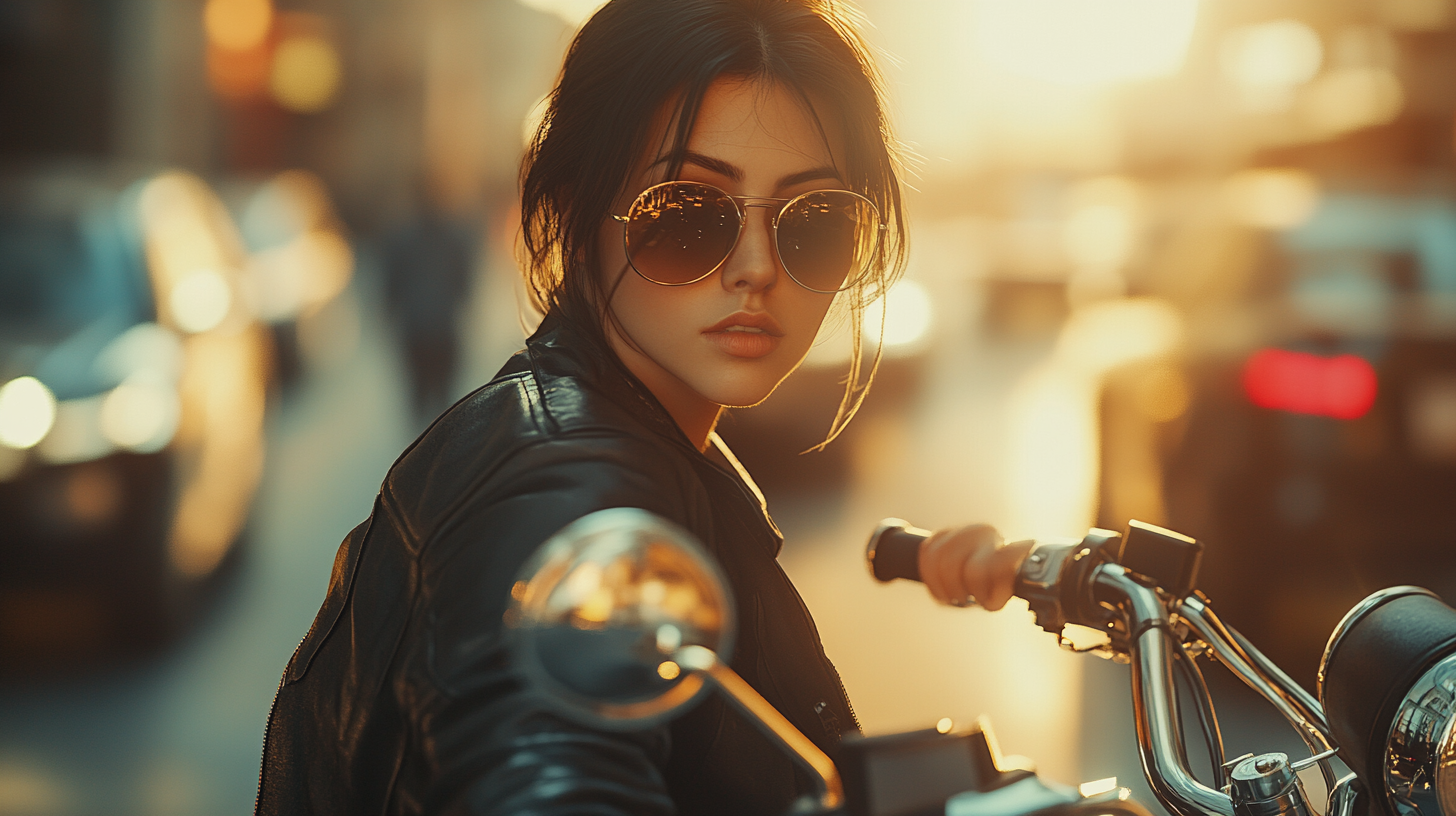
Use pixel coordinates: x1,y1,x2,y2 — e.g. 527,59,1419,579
736,200,786,234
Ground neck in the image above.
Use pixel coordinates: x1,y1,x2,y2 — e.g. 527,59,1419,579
605,323,723,452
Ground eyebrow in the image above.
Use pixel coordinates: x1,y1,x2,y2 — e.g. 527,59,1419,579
650,151,844,191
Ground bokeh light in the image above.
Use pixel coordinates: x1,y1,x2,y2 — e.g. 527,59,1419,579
0,377,58,450
1057,298,1185,375
1243,349,1378,420
864,280,934,350
1064,176,1142,303
1300,67,1404,136
1219,19,1323,93
204,0,273,52
269,35,341,113
170,270,233,334
1223,169,1321,230
100,380,182,453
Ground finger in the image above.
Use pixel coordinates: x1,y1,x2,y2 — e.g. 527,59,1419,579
921,530,977,606
953,526,1005,610
941,525,998,606
961,545,996,610
917,530,955,605
971,538,1033,611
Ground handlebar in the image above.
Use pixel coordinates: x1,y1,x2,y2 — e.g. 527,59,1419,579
865,519,1350,816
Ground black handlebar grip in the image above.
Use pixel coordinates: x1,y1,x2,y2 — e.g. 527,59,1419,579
866,519,931,583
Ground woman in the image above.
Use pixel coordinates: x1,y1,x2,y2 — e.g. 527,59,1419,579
256,1,1030,813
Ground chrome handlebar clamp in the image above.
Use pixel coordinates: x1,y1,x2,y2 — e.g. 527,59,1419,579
1227,754,1315,816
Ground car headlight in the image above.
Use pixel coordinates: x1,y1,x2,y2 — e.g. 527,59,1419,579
0,376,58,450
100,376,182,453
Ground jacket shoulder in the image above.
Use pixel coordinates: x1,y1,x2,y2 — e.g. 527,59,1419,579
380,365,702,554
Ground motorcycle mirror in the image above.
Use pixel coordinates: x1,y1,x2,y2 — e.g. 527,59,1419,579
504,507,735,730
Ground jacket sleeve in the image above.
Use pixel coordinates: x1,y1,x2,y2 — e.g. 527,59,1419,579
397,433,701,816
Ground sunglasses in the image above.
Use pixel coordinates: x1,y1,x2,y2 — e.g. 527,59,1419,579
611,181,885,293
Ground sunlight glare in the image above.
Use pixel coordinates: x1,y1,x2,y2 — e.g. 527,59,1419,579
864,280,934,350
973,0,1200,87
516,0,606,28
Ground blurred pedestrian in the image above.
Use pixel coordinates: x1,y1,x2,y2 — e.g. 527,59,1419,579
381,191,477,422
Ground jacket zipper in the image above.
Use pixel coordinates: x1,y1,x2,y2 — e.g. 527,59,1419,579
705,446,862,735
832,664,861,733
253,633,308,815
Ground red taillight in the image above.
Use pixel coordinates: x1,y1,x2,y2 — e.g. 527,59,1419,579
1242,348,1377,420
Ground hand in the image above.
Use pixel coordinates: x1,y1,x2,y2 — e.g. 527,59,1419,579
917,525,1033,611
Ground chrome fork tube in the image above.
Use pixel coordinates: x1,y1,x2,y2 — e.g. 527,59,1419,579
1100,567,1235,816
1326,774,1361,816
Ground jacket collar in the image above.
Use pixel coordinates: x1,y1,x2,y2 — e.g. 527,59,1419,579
523,314,697,451
519,314,783,549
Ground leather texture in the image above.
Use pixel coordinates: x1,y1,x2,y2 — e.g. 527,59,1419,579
255,318,859,815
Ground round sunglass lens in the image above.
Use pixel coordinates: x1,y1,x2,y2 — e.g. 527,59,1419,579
777,191,877,292
624,183,738,285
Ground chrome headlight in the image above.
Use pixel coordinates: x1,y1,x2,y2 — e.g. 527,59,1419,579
1320,587,1456,816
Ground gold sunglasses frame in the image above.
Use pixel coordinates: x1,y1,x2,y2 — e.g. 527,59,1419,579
610,180,887,293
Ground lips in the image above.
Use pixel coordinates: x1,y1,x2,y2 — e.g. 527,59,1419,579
703,311,784,359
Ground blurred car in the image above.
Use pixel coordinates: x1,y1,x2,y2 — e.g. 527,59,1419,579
1096,180,1456,688
0,166,270,667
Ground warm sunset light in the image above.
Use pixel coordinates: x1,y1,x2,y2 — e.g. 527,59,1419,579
516,0,607,27
973,0,1200,87
15,1,1452,809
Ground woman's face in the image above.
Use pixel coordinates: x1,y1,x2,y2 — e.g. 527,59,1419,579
598,78,843,433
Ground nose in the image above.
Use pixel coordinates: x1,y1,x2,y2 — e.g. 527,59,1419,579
719,204,779,293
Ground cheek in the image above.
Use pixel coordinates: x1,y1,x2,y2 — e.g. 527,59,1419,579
783,291,837,351
610,271,689,344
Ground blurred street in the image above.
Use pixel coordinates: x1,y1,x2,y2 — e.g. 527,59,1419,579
0,256,1302,814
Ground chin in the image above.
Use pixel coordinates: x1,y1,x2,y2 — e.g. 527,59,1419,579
694,372,790,410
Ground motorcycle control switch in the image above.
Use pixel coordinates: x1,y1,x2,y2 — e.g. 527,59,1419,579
1116,520,1202,602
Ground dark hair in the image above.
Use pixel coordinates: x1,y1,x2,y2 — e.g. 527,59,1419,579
520,0,907,447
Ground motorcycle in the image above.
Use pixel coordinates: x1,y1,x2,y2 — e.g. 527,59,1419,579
504,508,1456,816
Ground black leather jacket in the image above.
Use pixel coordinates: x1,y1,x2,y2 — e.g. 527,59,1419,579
255,319,859,815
